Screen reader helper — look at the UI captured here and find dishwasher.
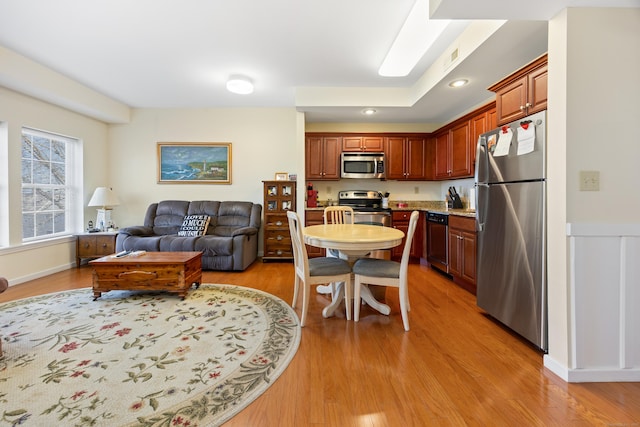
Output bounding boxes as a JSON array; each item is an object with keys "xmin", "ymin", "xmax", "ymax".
[{"xmin": 426, "ymin": 211, "xmax": 449, "ymax": 273}]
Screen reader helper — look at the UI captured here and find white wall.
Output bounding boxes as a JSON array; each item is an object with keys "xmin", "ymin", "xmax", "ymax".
[
  {"xmin": 108, "ymin": 108, "xmax": 300, "ymax": 229},
  {"xmin": 545, "ymin": 8, "xmax": 640, "ymax": 382},
  {"xmin": 0, "ymin": 87, "xmax": 109, "ymax": 282},
  {"xmin": 564, "ymin": 9, "xmax": 640, "ymax": 222}
]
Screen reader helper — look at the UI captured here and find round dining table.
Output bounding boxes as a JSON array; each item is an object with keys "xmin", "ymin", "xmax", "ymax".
[{"xmin": 303, "ymin": 223, "xmax": 404, "ymax": 318}]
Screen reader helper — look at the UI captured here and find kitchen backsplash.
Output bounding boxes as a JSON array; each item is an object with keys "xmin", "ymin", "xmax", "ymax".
[{"xmin": 309, "ymin": 177, "xmax": 475, "ymax": 209}]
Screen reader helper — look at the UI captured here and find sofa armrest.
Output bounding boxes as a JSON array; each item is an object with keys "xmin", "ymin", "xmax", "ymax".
[
  {"xmin": 118, "ymin": 226, "xmax": 155, "ymax": 236},
  {"xmin": 230, "ymin": 226, "xmax": 258, "ymax": 237}
]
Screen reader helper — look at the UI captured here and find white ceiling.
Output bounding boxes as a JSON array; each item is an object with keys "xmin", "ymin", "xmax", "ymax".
[{"xmin": 0, "ymin": 0, "xmax": 637, "ymax": 124}]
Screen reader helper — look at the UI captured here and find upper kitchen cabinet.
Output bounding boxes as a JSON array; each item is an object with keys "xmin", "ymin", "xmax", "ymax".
[
  {"xmin": 305, "ymin": 135, "xmax": 341, "ymax": 180},
  {"xmin": 434, "ymin": 120, "xmax": 472, "ymax": 179},
  {"xmin": 385, "ymin": 136, "xmax": 428, "ymax": 180},
  {"xmin": 489, "ymin": 54, "xmax": 547, "ymax": 125},
  {"xmin": 342, "ymin": 136, "xmax": 384, "ymax": 152},
  {"xmin": 471, "ymin": 105, "xmax": 496, "ymax": 144},
  {"xmin": 434, "ymin": 102, "xmax": 495, "ymax": 180}
]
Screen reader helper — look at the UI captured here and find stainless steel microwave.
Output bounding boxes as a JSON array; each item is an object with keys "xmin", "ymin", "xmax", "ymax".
[{"xmin": 341, "ymin": 152, "xmax": 385, "ymax": 179}]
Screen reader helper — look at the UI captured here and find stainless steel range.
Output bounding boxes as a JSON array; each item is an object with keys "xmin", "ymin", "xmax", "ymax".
[{"xmin": 338, "ymin": 190, "xmax": 391, "ymax": 227}]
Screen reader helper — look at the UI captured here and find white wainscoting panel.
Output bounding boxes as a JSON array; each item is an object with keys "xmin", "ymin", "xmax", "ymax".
[{"xmin": 564, "ymin": 223, "xmax": 640, "ymax": 382}]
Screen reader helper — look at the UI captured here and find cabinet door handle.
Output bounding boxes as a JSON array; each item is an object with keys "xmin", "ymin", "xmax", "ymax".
[
  {"xmin": 520, "ymin": 105, "xmax": 525, "ymax": 110},
  {"xmin": 525, "ymin": 102, "xmax": 532, "ymax": 108}
]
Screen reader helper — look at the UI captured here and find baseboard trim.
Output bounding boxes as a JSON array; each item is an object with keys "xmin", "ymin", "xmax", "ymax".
[
  {"xmin": 544, "ymin": 355, "xmax": 640, "ymax": 382},
  {"xmin": 9, "ymin": 263, "xmax": 75, "ymax": 286}
]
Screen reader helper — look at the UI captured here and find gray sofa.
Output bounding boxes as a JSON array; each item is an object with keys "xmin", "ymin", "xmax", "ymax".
[{"xmin": 116, "ymin": 200, "xmax": 262, "ymax": 271}]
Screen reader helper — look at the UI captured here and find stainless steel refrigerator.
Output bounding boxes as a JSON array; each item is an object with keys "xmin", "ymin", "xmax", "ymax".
[{"xmin": 475, "ymin": 110, "xmax": 547, "ymax": 352}]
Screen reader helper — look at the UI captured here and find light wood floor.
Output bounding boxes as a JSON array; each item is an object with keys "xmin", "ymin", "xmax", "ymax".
[{"xmin": 1, "ymin": 261, "xmax": 639, "ymax": 426}]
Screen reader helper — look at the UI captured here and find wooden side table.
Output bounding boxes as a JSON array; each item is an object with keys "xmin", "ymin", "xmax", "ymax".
[{"xmin": 76, "ymin": 232, "xmax": 118, "ymax": 267}]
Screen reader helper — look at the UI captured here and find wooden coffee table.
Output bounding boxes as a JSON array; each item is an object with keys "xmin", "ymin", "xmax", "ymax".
[{"xmin": 89, "ymin": 251, "xmax": 202, "ymax": 300}]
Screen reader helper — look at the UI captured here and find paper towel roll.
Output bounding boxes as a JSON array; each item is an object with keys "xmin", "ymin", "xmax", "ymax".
[{"xmin": 469, "ymin": 187, "xmax": 476, "ymax": 211}]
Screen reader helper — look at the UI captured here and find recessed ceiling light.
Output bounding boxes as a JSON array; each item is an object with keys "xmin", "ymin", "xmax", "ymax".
[
  {"xmin": 448, "ymin": 79, "xmax": 469, "ymax": 88},
  {"xmin": 226, "ymin": 76, "xmax": 254, "ymax": 94},
  {"xmin": 362, "ymin": 108, "xmax": 377, "ymax": 116}
]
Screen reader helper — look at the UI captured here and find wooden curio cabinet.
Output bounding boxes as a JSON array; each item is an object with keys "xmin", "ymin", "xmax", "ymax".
[{"xmin": 262, "ymin": 181, "xmax": 296, "ymax": 262}]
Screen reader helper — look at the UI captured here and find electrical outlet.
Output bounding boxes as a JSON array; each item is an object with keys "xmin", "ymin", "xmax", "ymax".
[
  {"xmin": 579, "ymin": 170, "xmax": 600, "ymax": 191},
  {"xmin": 414, "ymin": 186, "xmax": 419, "ymax": 194},
  {"xmin": 326, "ymin": 186, "xmax": 331, "ymax": 194}
]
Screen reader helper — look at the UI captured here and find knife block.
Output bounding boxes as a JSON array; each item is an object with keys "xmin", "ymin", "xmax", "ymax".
[{"xmin": 450, "ymin": 194, "xmax": 464, "ymax": 209}]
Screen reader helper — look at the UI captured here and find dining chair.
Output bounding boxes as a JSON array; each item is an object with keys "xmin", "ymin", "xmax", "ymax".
[
  {"xmin": 352, "ymin": 210, "xmax": 419, "ymax": 331},
  {"xmin": 323, "ymin": 205, "xmax": 354, "ymax": 226},
  {"xmin": 317, "ymin": 206, "xmax": 354, "ymax": 295},
  {"xmin": 287, "ymin": 211, "xmax": 352, "ymax": 327}
]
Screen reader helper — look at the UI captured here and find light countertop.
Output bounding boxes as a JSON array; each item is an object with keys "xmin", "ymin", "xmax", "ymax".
[{"xmin": 306, "ymin": 201, "xmax": 476, "ymax": 218}]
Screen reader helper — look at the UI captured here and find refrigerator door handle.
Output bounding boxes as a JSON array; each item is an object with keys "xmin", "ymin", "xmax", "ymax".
[
  {"xmin": 475, "ymin": 136, "xmax": 489, "ymax": 183},
  {"xmin": 475, "ymin": 183, "xmax": 488, "ymax": 232}
]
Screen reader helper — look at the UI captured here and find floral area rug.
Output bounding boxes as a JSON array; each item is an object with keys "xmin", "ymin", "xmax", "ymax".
[{"xmin": 0, "ymin": 284, "xmax": 301, "ymax": 426}]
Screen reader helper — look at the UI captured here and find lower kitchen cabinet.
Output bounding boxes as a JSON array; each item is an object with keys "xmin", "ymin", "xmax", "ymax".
[
  {"xmin": 448, "ymin": 215, "xmax": 476, "ymax": 294},
  {"xmin": 391, "ymin": 211, "xmax": 423, "ymax": 260},
  {"xmin": 304, "ymin": 210, "xmax": 325, "ymax": 258}
]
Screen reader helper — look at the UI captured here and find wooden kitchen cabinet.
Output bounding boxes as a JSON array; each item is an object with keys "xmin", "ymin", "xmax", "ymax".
[
  {"xmin": 391, "ymin": 210, "xmax": 423, "ymax": 260},
  {"xmin": 76, "ymin": 232, "xmax": 117, "ymax": 267},
  {"xmin": 434, "ymin": 103, "xmax": 495, "ymax": 180},
  {"xmin": 263, "ymin": 181, "xmax": 296, "ymax": 261},
  {"xmin": 342, "ymin": 136, "xmax": 384, "ymax": 152},
  {"xmin": 304, "ymin": 210, "xmax": 325, "ymax": 258},
  {"xmin": 469, "ymin": 105, "xmax": 497, "ymax": 172},
  {"xmin": 434, "ymin": 121, "xmax": 473, "ymax": 180},
  {"xmin": 489, "ymin": 54, "xmax": 547, "ymax": 125},
  {"xmin": 448, "ymin": 215, "xmax": 476, "ymax": 294},
  {"xmin": 305, "ymin": 135, "xmax": 341, "ymax": 180},
  {"xmin": 385, "ymin": 136, "xmax": 428, "ymax": 180},
  {"xmin": 471, "ymin": 107, "xmax": 496, "ymax": 146}
]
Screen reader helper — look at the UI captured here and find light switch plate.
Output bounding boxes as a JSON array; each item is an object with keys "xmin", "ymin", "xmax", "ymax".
[{"xmin": 579, "ymin": 170, "xmax": 600, "ymax": 191}]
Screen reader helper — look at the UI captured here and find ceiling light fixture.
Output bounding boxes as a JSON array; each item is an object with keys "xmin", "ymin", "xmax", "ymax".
[
  {"xmin": 378, "ymin": 0, "xmax": 451, "ymax": 77},
  {"xmin": 362, "ymin": 108, "xmax": 377, "ymax": 116},
  {"xmin": 448, "ymin": 79, "xmax": 469, "ymax": 88},
  {"xmin": 226, "ymin": 75, "xmax": 254, "ymax": 95}
]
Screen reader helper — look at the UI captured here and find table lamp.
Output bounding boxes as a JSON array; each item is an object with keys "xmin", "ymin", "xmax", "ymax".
[{"xmin": 88, "ymin": 187, "xmax": 120, "ymax": 231}]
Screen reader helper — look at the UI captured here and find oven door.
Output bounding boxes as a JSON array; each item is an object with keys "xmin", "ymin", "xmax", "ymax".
[
  {"xmin": 346, "ymin": 211, "xmax": 391, "ymax": 227},
  {"xmin": 426, "ymin": 218, "xmax": 448, "ymax": 273}
]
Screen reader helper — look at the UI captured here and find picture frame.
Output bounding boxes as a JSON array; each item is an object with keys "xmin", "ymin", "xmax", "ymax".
[
  {"xmin": 158, "ymin": 142, "xmax": 231, "ymax": 184},
  {"xmin": 275, "ymin": 172, "xmax": 288, "ymax": 181}
]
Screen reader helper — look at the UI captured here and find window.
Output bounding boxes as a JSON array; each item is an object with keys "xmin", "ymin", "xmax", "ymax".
[{"xmin": 21, "ymin": 127, "xmax": 81, "ymax": 241}]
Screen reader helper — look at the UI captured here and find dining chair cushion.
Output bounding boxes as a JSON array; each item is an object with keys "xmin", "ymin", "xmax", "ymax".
[
  {"xmin": 309, "ymin": 257, "xmax": 352, "ymax": 276},
  {"xmin": 353, "ymin": 258, "xmax": 400, "ymax": 279}
]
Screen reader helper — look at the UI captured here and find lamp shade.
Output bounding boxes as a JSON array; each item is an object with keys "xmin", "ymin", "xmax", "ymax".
[{"xmin": 88, "ymin": 187, "xmax": 120, "ymax": 208}]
